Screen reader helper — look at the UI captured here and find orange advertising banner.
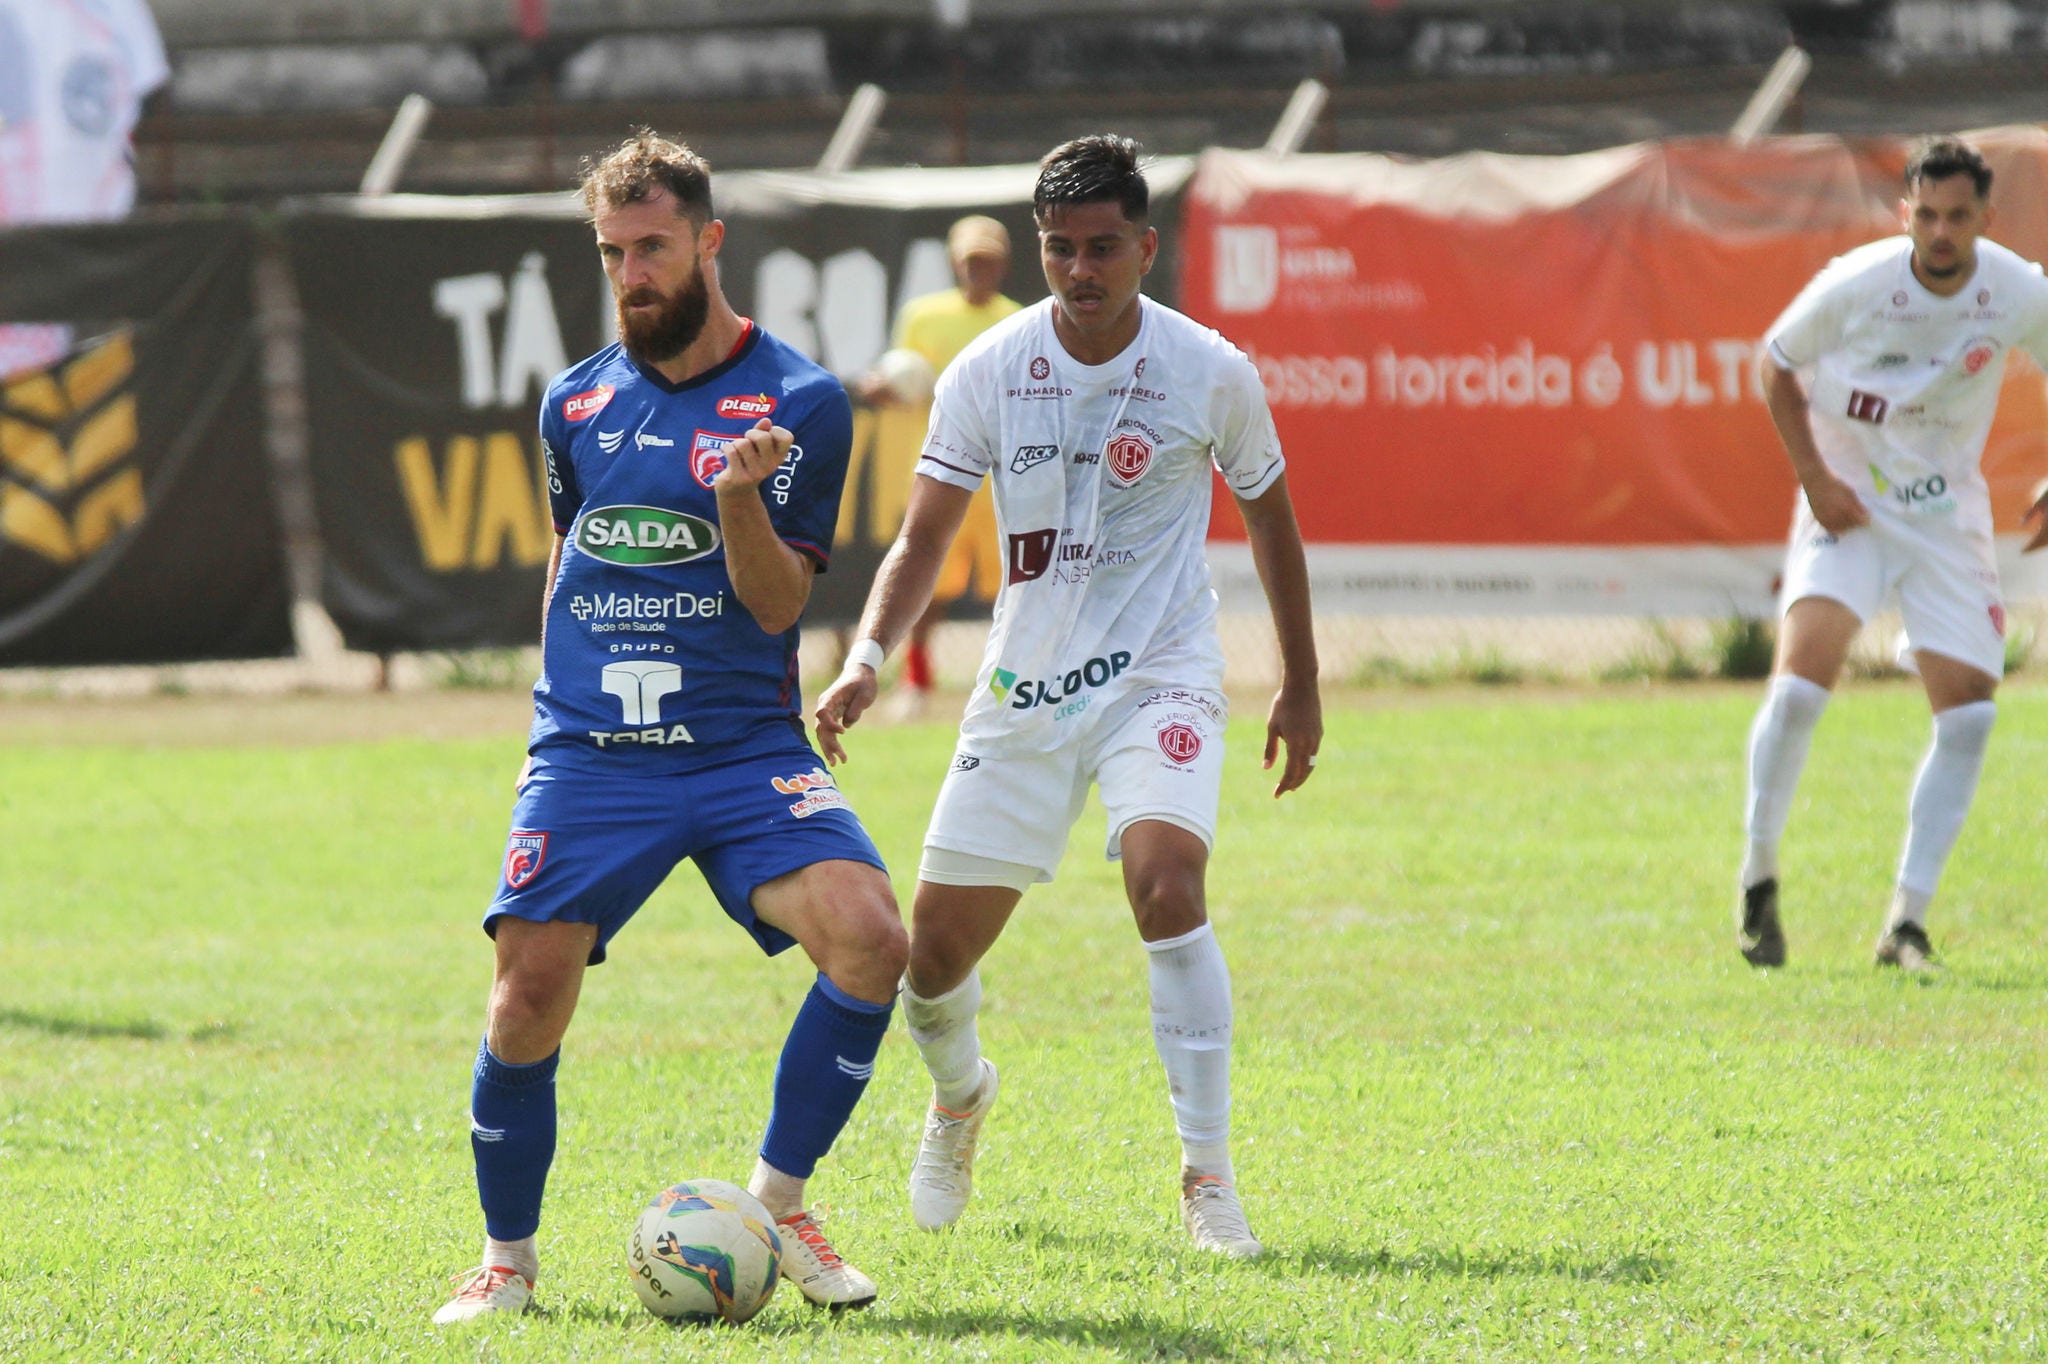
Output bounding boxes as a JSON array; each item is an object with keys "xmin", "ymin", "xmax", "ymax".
[{"xmin": 1181, "ymin": 128, "xmax": 2048, "ymax": 613}]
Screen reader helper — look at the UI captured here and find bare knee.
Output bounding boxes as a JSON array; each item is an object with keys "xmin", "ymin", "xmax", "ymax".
[
  {"xmin": 487, "ymin": 937, "xmax": 589, "ymax": 1063},
  {"xmin": 814, "ymin": 884, "xmax": 908, "ymax": 1006},
  {"xmin": 1127, "ymin": 864, "xmax": 1207, "ymax": 942}
]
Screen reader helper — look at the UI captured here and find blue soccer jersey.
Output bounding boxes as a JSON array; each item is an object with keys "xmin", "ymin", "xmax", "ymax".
[{"xmin": 529, "ymin": 323, "xmax": 853, "ymax": 772}]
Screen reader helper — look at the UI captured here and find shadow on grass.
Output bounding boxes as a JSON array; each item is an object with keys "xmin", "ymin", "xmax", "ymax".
[
  {"xmin": 1267, "ymin": 1239, "xmax": 1671, "ymax": 1285},
  {"xmin": 854, "ymin": 1306, "xmax": 1237, "ymax": 1360},
  {"xmin": 551, "ymin": 1301, "xmax": 1236, "ymax": 1358},
  {"xmin": 0, "ymin": 1009, "xmax": 238, "ymax": 1043}
]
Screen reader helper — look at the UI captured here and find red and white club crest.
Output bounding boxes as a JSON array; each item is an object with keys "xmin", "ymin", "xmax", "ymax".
[
  {"xmin": 1157, "ymin": 722, "xmax": 1202, "ymax": 765},
  {"xmin": 1963, "ymin": 344, "xmax": 1995, "ymax": 375},
  {"xmin": 1106, "ymin": 431, "xmax": 1152, "ymax": 487},
  {"xmin": 1990, "ymin": 603, "xmax": 2007, "ymax": 638},
  {"xmin": 503, "ymin": 832, "xmax": 548, "ymax": 889},
  {"xmin": 1030, "ymin": 356, "xmax": 1050, "ymax": 381},
  {"xmin": 690, "ymin": 430, "xmax": 734, "ymax": 487},
  {"xmin": 1134, "ymin": 357, "xmax": 1147, "ymax": 379}
]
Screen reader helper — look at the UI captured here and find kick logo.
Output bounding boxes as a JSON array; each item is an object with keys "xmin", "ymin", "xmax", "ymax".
[{"xmin": 503, "ymin": 832, "xmax": 548, "ymax": 889}]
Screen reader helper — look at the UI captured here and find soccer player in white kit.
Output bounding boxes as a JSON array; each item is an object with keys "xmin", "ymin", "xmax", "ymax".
[
  {"xmin": 815, "ymin": 135, "xmax": 1321, "ymax": 1255},
  {"xmin": 1739, "ymin": 136, "xmax": 2048, "ymax": 972}
]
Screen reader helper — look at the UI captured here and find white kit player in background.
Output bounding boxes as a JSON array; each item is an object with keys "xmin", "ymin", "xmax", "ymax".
[
  {"xmin": 815, "ymin": 135, "xmax": 1321, "ymax": 1257},
  {"xmin": 0, "ymin": 0, "xmax": 168, "ymax": 375},
  {"xmin": 1737, "ymin": 135, "xmax": 2048, "ymax": 973}
]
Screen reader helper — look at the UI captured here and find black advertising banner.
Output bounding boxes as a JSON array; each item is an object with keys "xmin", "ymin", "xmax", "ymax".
[
  {"xmin": 286, "ymin": 214, "xmax": 607, "ymax": 652},
  {"xmin": 0, "ymin": 218, "xmax": 291, "ymax": 665},
  {"xmin": 286, "ymin": 159, "xmax": 1186, "ymax": 644}
]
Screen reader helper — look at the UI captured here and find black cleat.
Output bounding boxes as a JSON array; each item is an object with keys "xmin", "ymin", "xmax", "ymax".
[
  {"xmin": 1874, "ymin": 921, "xmax": 1937, "ymax": 974},
  {"xmin": 1739, "ymin": 878, "xmax": 1786, "ymax": 967}
]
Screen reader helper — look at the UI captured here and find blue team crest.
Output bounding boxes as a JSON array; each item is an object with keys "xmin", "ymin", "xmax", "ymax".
[
  {"xmin": 691, "ymin": 430, "xmax": 743, "ymax": 488},
  {"xmin": 503, "ymin": 832, "xmax": 548, "ymax": 889}
]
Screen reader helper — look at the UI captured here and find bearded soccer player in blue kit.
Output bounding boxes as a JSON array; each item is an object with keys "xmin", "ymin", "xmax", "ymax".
[{"xmin": 433, "ymin": 131, "xmax": 907, "ymax": 1323}]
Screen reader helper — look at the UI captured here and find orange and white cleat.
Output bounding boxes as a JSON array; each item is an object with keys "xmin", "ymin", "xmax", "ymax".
[
  {"xmin": 909, "ymin": 1058, "xmax": 999, "ymax": 1231},
  {"xmin": 431, "ymin": 1264, "xmax": 534, "ymax": 1324},
  {"xmin": 1181, "ymin": 1175, "xmax": 1263, "ymax": 1258},
  {"xmin": 776, "ymin": 1210, "xmax": 877, "ymax": 1311}
]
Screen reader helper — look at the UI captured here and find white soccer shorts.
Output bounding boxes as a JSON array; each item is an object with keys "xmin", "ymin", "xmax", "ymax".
[
  {"xmin": 920, "ymin": 685, "xmax": 1230, "ymax": 885},
  {"xmin": 1780, "ymin": 502, "xmax": 2006, "ymax": 678}
]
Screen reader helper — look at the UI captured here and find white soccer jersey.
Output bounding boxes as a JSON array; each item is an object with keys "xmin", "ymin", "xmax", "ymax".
[
  {"xmin": 0, "ymin": 0, "xmax": 168, "ymax": 224},
  {"xmin": 915, "ymin": 297, "xmax": 1284, "ymax": 756},
  {"xmin": 1764, "ymin": 236, "xmax": 2048, "ymax": 536}
]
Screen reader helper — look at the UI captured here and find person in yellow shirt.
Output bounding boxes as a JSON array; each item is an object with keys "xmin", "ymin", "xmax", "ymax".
[{"xmin": 857, "ymin": 215, "xmax": 1022, "ymax": 716}]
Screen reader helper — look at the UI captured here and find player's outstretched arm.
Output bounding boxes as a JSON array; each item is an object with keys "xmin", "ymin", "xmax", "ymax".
[
  {"xmin": 2023, "ymin": 477, "xmax": 2048, "ymax": 553},
  {"xmin": 814, "ymin": 475, "xmax": 974, "ymax": 765},
  {"xmin": 1761, "ymin": 360, "xmax": 1869, "ymax": 535},
  {"xmin": 713, "ymin": 418, "xmax": 817, "ymax": 634},
  {"xmin": 1235, "ymin": 472, "xmax": 1322, "ymax": 797}
]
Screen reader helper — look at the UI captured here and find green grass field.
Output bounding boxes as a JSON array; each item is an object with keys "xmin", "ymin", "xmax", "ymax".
[{"xmin": 2, "ymin": 682, "xmax": 2045, "ymax": 1361}]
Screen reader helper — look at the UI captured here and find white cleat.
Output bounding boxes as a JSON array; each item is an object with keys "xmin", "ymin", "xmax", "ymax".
[
  {"xmin": 1181, "ymin": 1175, "xmax": 1264, "ymax": 1258},
  {"xmin": 909, "ymin": 1059, "xmax": 999, "ymax": 1231},
  {"xmin": 776, "ymin": 1210, "xmax": 877, "ymax": 1311},
  {"xmin": 431, "ymin": 1264, "xmax": 534, "ymax": 1324}
]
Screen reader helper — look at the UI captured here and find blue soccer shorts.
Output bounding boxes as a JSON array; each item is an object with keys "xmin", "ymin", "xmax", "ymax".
[{"xmin": 482, "ymin": 741, "xmax": 886, "ymax": 964}]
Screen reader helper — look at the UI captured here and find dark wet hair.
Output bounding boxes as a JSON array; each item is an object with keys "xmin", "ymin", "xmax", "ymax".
[
  {"xmin": 1033, "ymin": 135, "xmax": 1148, "ymax": 226},
  {"xmin": 578, "ymin": 129, "xmax": 713, "ymax": 225},
  {"xmin": 1905, "ymin": 136, "xmax": 1992, "ymax": 199}
]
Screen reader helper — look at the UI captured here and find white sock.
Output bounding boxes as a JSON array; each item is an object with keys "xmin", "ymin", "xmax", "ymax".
[
  {"xmin": 483, "ymin": 1234, "xmax": 537, "ymax": 1282},
  {"xmin": 1144, "ymin": 923, "xmax": 1233, "ymax": 1172},
  {"xmin": 747, "ymin": 1157, "xmax": 806, "ymax": 1220},
  {"xmin": 1888, "ymin": 885, "xmax": 1935, "ymax": 931},
  {"xmin": 902, "ymin": 969, "xmax": 985, "ymax": 1110},
  {"xmin": 1742, "ymin": 674, "xmax": 1831, "ymax": 886},
  {"xmin": 1894, "ymin": 700, "xmax": 1996, "ymax": 921}
]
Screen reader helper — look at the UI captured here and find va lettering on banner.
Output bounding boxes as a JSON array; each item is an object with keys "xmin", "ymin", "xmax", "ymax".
[{"xmin": 402, "ymin": 252, "xmax": 563, "ymax": 572}]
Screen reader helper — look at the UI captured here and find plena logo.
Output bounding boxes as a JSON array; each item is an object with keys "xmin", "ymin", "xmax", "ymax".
[
  {"xmin": 717, "ymin": 393, "xmax": 777, "ymax": 419},
  {"xmin": 576, "ymin": 506, "xmax": 721, "ymax": 564},
  {"xmin": 563, "ymin": 385, "xmax": 614, "ymax": 422},
  {"xmin": 990, "ymin": 650, "xmax": 1133, "ymax": 710}
]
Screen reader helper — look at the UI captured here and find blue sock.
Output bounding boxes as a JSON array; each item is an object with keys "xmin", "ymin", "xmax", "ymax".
[
  {"xmin": 759, "ymin": 975, "xmax": 894, "ymax": 1179},
  {"xmin": 469, "ymin": 1039, "xmax": 559, "ymax": 1242}
]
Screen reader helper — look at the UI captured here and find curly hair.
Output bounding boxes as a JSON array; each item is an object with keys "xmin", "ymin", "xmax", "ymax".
[{"xmin": 578, "ymin": 129, "xmax": 713, "ymax": 224}]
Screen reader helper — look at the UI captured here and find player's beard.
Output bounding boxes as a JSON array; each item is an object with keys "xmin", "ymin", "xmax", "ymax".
[{"xmin": 617, "ymin": 262, "xmax": 710, "ymax": 363}]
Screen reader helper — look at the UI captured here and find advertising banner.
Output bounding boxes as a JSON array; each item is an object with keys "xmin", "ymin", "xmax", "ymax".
[
  {"xmin": 1181, "ymin": 128, "xmax": 2048, "ymax": 615},
  {"xmin": 290, "ymin": 160, "xmax": 1189, "ymax": 640},
  {"xmin": 0, "ymin": 218, "xmax": 292, "ymax": 664},
  {"xmin": 287, "ymin": 213, "xmax": 608, "ymax": 652}
]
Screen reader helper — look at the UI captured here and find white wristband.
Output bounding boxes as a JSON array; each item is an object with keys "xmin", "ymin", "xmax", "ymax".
[{"xmin": 847, "ymin": 638, "xmax": 886, "ymax": 673}]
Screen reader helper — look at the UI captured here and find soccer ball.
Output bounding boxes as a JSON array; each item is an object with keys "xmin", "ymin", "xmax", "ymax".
[
  {"xmin": 626, "ymin": 1178, "xmax": 783, "ymax": 1325},
  {"xmin": 874, "ymin": 347, "xmax": 938, "ymax": 404}
]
